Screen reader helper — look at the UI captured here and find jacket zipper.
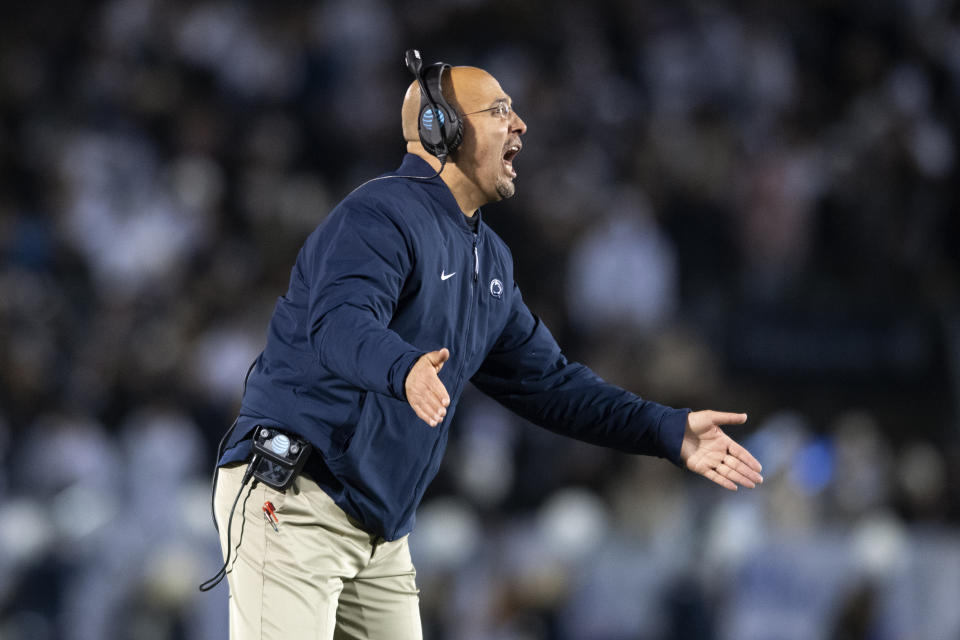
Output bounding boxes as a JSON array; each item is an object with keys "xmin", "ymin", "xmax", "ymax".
[
  {"xmin": 473, "ymin": 239, "xmax": 479, "ymax": 282},
  {"xmin": 409, "ymin": 232, "xmax": 480, "ymax": 528},
  {"xmin": 458, "ymin": 234, "xmax": 480, "ymax": 378}
]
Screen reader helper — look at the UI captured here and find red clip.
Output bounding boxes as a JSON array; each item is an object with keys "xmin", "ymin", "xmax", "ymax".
[{"xmin": 262, "ymin": 501, "xmax": 279, "ymax": 532}]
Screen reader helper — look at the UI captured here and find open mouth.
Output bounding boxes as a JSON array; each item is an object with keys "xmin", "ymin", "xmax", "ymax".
[{"xmin": 502, "ymin": 143, "xmax": 521, "ymax": 178}]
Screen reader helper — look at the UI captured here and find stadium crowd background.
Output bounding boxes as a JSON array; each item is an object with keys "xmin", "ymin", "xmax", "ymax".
[{"xmin": 1, "ymin": 0, "xmax": 958, "ymax": 638}]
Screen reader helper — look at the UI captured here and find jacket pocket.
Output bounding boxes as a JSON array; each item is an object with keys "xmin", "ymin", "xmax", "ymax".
[{"xmin": 326, "ymin": 390, "xmax": 366, "ymax": 461}]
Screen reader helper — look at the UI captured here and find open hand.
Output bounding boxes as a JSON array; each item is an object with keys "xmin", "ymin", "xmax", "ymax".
[
  {"xmin": 680, "ymin": 410, "xmax": 763, "ymax": 490},
  {"xmin": 405, "ymin": 348, "xmax": 451, "ymax": 427}
]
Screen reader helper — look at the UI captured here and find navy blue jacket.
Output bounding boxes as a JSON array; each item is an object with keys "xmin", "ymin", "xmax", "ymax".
[{"xmin": 220, "ymin": 154, "xmax": 690, "ymax": 540}]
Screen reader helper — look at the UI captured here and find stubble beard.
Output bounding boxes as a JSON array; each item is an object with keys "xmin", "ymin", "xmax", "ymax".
[{"xmin": 495, "ymin": 175, "xmax": 515, "ymax": 200}]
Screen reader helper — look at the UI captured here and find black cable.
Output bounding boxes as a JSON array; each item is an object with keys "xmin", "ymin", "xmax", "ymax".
[
  {"xmin": 208, "ymin": 419, "xmax": 237, "ymax": 532},
  {"xmin": 199, "ymin": 358, "xmax": 259, "ymax": 592},
  {"xmin": 347, "ymin": 157, "xmax": 447, "ymax": 198},
  {"xmin": 209, "ymin": 358, "xmax": 258, "ymax": 532},
  {"xmin": 199, "ymin": 459, "xmax": 258, "ymax": 592}
]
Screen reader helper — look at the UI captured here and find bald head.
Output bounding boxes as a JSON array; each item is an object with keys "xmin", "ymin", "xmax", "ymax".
[{"xmin": 401, "ymin": 66, "xmax": 505, "ymax": 145}]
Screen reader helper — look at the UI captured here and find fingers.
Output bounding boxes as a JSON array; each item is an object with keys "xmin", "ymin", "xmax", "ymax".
[
  {"xmin": 705, "ymin": 411, "xmax": 748, "ymax": 426},
  {"xmin": 412, "ymin": 401, "xmax": 445, "ymax": 427},
  {"xmin": 427, "ymin": 348, "xmax": 450, "ymax": 372},
  {"xmin": 689, "ymin": 436, "xmax": 764, "ymax": 490},
  {"xmin": 411, "ymin": 378, "xmax": 449, "ymax": 426},
  {"xmin": 727, "ymin": 439, "xmax": 763, "ymax": 474},
  {"xmin": 715, "ymin": 453, "xmax": 763, "ymax": 488},
  {"xmin": 410, "ymin": 392, "xmax": 447, "ymax": 427},
  {"xmin": 725, "ymin": 452, "xmax": 764, "ymax": 485},
  {"xmin": 687, "ymin": 410, "xmax": 747, "ymax": 437},
  {"xmin": 406, "ymin": 349, "xmax": 451, "ymax": 427},
  {"xmin": 704, "ymin": 455, "xmax": 762, "ymax": 490}
]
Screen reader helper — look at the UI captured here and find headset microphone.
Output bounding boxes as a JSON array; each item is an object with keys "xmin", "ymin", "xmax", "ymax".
[{"xmin": 405, "ymin": 49, "xmax": 422, "ymax": 76}]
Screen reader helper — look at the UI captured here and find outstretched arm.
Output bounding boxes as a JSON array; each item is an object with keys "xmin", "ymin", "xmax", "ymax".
[
  {"xmin": 473, "ymin": 283, "xmax": 765, "ymax": 482},
  {"xmin": 680, "ymin": 411, "xmax": 763, "ymax": 490},
  {"xmin": 472, "ymin": 283, "xmax": 690, "ymax": 461}
]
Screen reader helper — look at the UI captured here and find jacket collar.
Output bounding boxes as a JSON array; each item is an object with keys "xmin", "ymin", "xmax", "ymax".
[{"xmin": 397, "ymin": 154, "xmax": 483, "ymax": 235}]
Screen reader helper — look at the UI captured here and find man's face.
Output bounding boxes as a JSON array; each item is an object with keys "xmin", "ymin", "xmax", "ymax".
[{"xmin": 453, "ymin": 72, "xmax": 527, "ymax": 203}]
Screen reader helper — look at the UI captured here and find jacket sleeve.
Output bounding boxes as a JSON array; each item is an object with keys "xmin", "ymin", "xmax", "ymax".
[
  {"xmin": 306, "ymin": 200, "xmax": 425, "ymax": 400},
  {"xmin": 470, "ymin": 283, "xmax": 689, "ymax": 465}
]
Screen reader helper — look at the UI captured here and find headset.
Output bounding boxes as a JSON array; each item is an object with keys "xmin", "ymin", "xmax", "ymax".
[
  {"xmin": 346, "ymin": 49, "xmax": 458, "ymax": 196},
  {"xmin": 405, "ymin": 49, "xmax": 462, "ymax": 162}
]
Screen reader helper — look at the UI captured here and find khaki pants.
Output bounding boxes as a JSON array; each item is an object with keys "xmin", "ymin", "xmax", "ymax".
[{"xmin": 214, "ymin": 463, "xmax": 423, "ymax": 640}]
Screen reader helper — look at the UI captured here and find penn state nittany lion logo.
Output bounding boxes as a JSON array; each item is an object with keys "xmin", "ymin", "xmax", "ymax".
[{"xmin": 489, "ymin": 278, "xmax": 503, "ymax": 299}]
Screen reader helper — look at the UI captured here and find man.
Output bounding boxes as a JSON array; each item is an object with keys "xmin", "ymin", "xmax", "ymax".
[{"xmin": 211, "ymin": 55, "xmax": 763, "ymax": 640}]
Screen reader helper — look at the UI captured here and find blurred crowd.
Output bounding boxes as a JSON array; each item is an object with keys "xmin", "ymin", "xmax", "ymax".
[{"xmin": 1, "ymin": 0, "xmax": 958, "ymax": 639}]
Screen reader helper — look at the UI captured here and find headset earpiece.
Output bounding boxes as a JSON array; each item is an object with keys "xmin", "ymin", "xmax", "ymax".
[{"xmin": 405, "ymin": 49, "xmax": 463, "ymax": 161}]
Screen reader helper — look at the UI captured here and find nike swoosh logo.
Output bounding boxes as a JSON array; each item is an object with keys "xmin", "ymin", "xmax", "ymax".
[{"xmin": 441, "ymin": 270, "xmax": 456, "ymax": 281}]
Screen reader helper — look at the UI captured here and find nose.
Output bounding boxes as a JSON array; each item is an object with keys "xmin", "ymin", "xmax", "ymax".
[{"xmin": 511, "ymin": 110, "xmax": 527, "ymax": 136}]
